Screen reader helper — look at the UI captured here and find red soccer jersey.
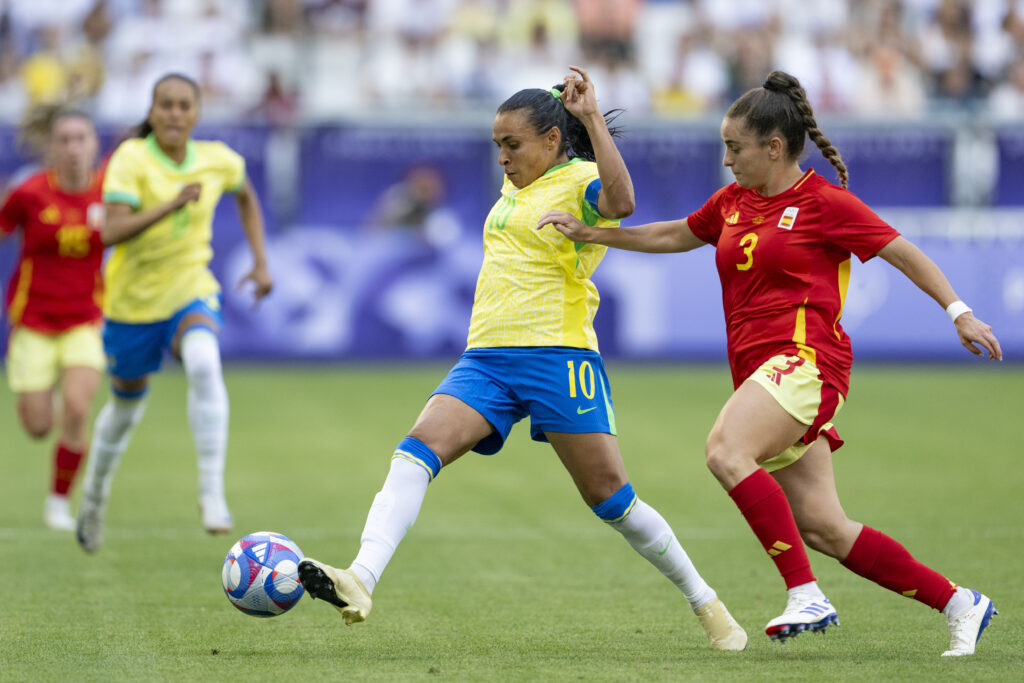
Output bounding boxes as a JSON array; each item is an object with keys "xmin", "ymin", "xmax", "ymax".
[
  {"xmin": 0, "ymin": 170, "xmax": 105, "ymax": 332},
  {"xmin": 687, "ymin": 170, "xmax": 900, "ymax": 396}
]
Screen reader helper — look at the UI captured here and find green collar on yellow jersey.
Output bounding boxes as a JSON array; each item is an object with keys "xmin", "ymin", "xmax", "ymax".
[
  {"xmin": 541, "ymin": 156, "xmax": 584, "ymax": 178},
  {"xmin": 145, "ymin": 133, "xmax": 197, "ymax": 172}
]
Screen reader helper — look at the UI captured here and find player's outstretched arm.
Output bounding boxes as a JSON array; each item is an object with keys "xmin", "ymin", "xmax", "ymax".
[
  {"xmin": 877, "ymin": 236, "xmax": 1002, "ymax": 360},
  {"xmin": 537, "ymin": 212, "xmax": 706, "ymax": 253},
  {"xmin": 101, "ymin": 183, "xmax": 201, "ymax": 245},
  {"xmin": 561, "ymin": 66, "xmax": 634, "ymax": 219},
  {"xmin": 234, "ymin": 176, "xmax": 272, "ymax": 304}
]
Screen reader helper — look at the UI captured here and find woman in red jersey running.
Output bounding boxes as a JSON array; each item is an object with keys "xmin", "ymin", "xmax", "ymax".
[
  {"xmin": 538, "ymin": 70, "xmax": 1001, "ymax": 657},
  {"xmin": 1, "ymin": 107, "xmax": 105, "ymax": 530}
]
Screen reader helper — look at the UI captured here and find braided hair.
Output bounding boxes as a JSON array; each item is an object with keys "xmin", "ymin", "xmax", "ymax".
[
  {"xmin": 726, "ymin": 70, "xmax": 849, "ymax": 189},
  {"xmin": 496, "ymin": 83, "xmax": 623, "ymax": 162}
]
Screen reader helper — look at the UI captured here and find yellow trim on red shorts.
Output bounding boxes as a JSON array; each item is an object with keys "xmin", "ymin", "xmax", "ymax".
[{"xmin": 747, "ymin": 354, "xmax": 845, "ymax": 472}]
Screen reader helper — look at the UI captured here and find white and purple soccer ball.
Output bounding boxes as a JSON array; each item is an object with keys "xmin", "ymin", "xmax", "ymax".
[{"xmin": 222, "ymin": 531, "xmax": 304, "ymax": 617}]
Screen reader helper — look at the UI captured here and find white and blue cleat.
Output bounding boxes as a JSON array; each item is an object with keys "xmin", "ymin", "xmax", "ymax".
[
  {"xmin": 765, "ymin": 596, "xmax": 839, "ymax": 642},
  {"xmin": 942, "ymin": 589, "xmax": 997, "ymax": 657}
]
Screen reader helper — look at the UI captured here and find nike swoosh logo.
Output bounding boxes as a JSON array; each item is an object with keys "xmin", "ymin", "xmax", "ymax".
[
  {"xmin": 657, "ymin": 538, "xmax": 672, "ymax": 555},
  {"xmin": 577, "ymin": 406, "xmax": 597, "ymax": 415}
]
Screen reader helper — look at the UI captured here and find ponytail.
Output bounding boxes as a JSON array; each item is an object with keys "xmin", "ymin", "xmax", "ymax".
[
  {"xmin": 497, "ymin": 84, "xmax": 623, "ymax": 162},
  {"xmin": 728, "ymin": 70, "xmax": 849, "ymax": 188}
]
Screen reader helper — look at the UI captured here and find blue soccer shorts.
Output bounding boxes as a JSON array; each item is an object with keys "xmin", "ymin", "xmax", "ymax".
[
  {"xmin": 103, "ymin": 295, "xmax": 223, "ymax": 380},
  {"xmin": 432, "ymin": 346, "xmax": 617, "ymax": 455}
]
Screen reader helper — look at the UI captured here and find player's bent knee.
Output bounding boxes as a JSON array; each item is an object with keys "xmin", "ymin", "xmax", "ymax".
[
  {"xmin": 590, "ymin": 482, "xmax": 637, "ymax": 524},
  {"xmin": 705, "ymin": 430, "xmax": 757, "ymax": 482},
  {"xmin": 21, "ymin": 415, "xmax": 52, "ymax": 439},
  {"xmin": 578, "ymin": 473, "xmax": 629, "ymax": 508},
  {"xmin": 63, "ymin": 397, "xmax": 90, "ymax": 427},
  {"xmin": 704, "ymin": 441, "xmax": 735, "ymax": 478}
]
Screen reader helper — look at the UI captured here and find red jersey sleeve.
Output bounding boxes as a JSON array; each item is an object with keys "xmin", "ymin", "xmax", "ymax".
[
  {"xmin": 820, "ymin": 187, "xmax": 900, "ymax": 262},
  {"xmin": 686, "ymin": 185, "xmax": 730, "ymax": 246},
  {"xmin": 0, "ymin": 186, "xmax": 25, "ymax": 235}
]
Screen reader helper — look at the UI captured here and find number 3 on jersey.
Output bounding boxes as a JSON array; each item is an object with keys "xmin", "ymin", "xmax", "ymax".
[
  {"xmin": 736, "ymin": 232, "xmax": 758, "ymax": 271},
  {"xmin": 566, "ymin": 360, "xmax": 595, "ymax": 399}
]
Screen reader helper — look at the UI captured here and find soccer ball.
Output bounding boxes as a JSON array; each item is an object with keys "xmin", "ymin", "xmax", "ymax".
[{"xmin": 221, "ymin": 531, "xmax": 305, "ymax": 617}]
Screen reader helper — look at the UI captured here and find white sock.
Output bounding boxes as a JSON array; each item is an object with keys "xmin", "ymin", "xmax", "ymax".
[
  {"xmin": 942, "ymin": 586, "xmax": 973, "ymax": 616},
  {"xmin": 82, "ymin": 397, "xmax": 147, "ymax": 503},
  {"xmin": 181, "ymin": 329, "xmax": 229, "ymax": 499},
  {"xmin": 611, "ymin": 499, "xmax": 717, "ymax": 610},
  {"xmin": 351, "ymin": 457, "xmax": 431, "ymax": 594},
  {"xmin": 788, "ymin": 580, "xmax": 827, "ymax": 601}
]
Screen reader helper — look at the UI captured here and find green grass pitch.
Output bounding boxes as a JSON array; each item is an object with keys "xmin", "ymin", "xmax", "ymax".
[{"xmin": 1, "ymin": 363, "xmax": 1021, "ymax": 681}]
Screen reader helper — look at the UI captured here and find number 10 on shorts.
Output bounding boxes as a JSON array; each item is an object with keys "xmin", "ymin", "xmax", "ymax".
[{"xmin": 566, "ymin": 360, "xmax": 595, "ymax": 399}]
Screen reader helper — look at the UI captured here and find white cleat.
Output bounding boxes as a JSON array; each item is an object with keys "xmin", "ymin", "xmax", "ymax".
[
  {"xmin": 765, "ymin": 595, "xmax": 839, "ymax": 642},
  {"xmin": 199, "ymin": 494, "xmax": 233, "ymax": 534},
  {"xmin": 44, "ymin": 494, "xmax": 76, "ymax": 531},
  {"xmin": 297, "ymin": 558, "xmax": 373, "ymax": 625},
  {"xmin": 76, "ymin": 495, "xmax": 106, "ymax": 553},
  {"xmin": 942, "ymin": 589, "xmax": 996, "ymax": 656},
  {"xmin": 695, "ymin": 597, "xmax": 748, "ymax": 650}
]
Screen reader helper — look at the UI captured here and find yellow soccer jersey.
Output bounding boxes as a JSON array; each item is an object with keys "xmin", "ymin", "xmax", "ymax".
[
  {"xmin": 467, "ymin": 158, "xmax": 619, "ymax": 351},
  {"xmin": 102, "ymin": 135, "xmax": 245, "ymax": 322}
]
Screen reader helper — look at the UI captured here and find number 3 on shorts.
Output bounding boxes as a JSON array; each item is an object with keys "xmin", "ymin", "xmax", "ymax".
[{"xmin": 566, "ymin": 360, "xmax": 595, "ymax": 399}]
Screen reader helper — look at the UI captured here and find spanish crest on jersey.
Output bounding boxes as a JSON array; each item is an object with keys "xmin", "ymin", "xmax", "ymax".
[{"xmin": 777, "ymin": 206, "xmax": 799, "ymax": 230}]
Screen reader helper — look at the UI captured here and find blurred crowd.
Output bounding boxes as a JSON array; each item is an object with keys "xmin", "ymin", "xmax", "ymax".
[{"xmin": 1, "ymin": 0, "xmax": 1023, "ymax": 125}]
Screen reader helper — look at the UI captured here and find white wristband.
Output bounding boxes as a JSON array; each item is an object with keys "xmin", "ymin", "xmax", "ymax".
[{"xmin": 945, "ymin": 300, "xmax": 972, "ymax": 322}]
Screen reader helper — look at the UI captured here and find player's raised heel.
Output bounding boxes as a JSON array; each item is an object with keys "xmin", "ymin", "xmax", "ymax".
[
  {"xmin": 765, "ymin": 596, "xmax": 839, "ymax": 642},
  {"xmin": 695, "ymin": 597, "xmax": 748, "ymax": 651},
  {"xmin": 942, "ymin": 589, "xmax": 996, "ymax": 656},
  {"xmin": 297, "ymin": 558, "xmax": 372, "ymax": 626}
]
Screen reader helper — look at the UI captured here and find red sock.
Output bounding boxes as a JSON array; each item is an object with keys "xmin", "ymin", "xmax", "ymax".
[
  {"xmin": 728, "ymin": 469, "xmax": 815, "ymax": 588},
  {"xmin": 841, "ymin": 526, "xmax": 956, "ymax": 610},
  {"xmin": 52, "ymin": 443, "xmax": 84, "ymax": 496}
]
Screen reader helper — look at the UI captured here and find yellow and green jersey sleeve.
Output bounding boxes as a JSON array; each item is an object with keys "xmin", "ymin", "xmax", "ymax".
[
  {"xmin": 467, "ymin": 158, "xmax": 619, "ymax": 351},
  {"xmin": 102, "ymin": 135, "xmax": 246, "ymax": 323}
]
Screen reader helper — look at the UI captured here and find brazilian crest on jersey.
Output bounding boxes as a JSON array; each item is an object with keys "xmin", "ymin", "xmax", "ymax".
[
  {"xmin": 102, "ymin": 135, "xmax": 245, "ymax": 323},
  {"xmin": 467, "ymin": 158, "xmax": 618, "ymax": 351}
]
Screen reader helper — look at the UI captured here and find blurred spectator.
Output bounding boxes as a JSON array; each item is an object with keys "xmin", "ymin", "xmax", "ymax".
[
  {"xmin": 19, "ymin": 24, "xmax": 67, "ymax": 105},
  {"xmin": 64, "ymin": 0, "xmax": 111, "ymax": 105},
  {"xmin": 0, "ymin": 0, "xmax": 1022, "ymax": 121},
  {"xmin": 0, "ymin": 43, "xmax": 25, "ymax": 122},
  {"xmin": 652, "ymin": 31, "xmax": 729, "ymax": 116},
  {"xmin": 500, "ymin": 0, "xmax": 578, "ymax": 54},
  {"xmin": 500, "ymin": 15, "xmax": 578, "ymax": 96},
  {"xmin": 368, "ymin": 165, "xmax": 460, "ymax": 248},
  {"xmin": 253, "ymin": 70, "xmax": 299, "ymax": 128},
  {"xmin": 306, "ymin": 0, "xmax": 368, "ymax": 36},
  {"xmin": 259, "ymin": 0, "xmax": 305, "ymax": 33},
  {"xmin": 989, "ymin": 57, "xmax": 1024, "ymax": 118},
  {"xmin": 920, "ymin": 0, "xmax": 984, "ymax": 103},
  {"xmin": 854, "ymin": 44, "xmax": 927, "ymax": 117},
  {"xmin": 724, "ymin": 27, "xmax": 774, "ymax": 101},
  {"xmin": 573, "ymin": 0, "xmax": 643, "ymax": 65}
]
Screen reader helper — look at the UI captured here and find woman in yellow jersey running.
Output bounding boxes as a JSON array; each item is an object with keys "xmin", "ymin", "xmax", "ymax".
[
  {"xmin": 297, "ymin": 67, "xmax": 747, "ymax": 650},
  {"xmin": 76, "ymin": 73, "xmax": 272, "ymax": 553}
]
